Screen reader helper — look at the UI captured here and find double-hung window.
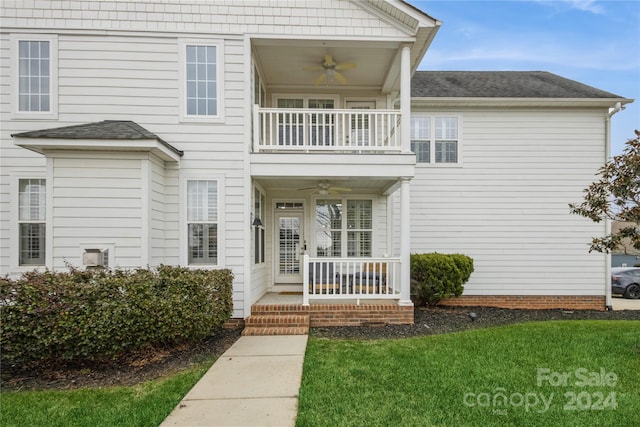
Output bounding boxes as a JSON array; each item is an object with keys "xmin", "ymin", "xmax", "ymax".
[
  {"xmin": 315, "ymin": 199, "xmax": 372, "ymax": 258},
  {"xmin": 179, "ymin": 40, "xmax": 223, "ymax": 121},
  {"xmin": 187, "ymin": 180, "xmax": 218, "ymax": 265},
  {"xmin": 12, "ymin": 35, "xmax": 57, "ymax": 118},
  {"xmin": 18, "ymin": 179, "xmax": 46, "ymax": 266},
  {"xmin": 411, "ymin": 115, "xmax": 461, "ymax": 164}
]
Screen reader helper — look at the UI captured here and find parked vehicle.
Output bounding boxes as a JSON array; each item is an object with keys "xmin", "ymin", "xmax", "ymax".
[{"xmin": 611, "ymin": 267, "xmax": 640, "ymax": 299}]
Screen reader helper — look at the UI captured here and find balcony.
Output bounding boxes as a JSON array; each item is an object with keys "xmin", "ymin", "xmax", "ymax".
[{"xmin": 253, "ymin": 107, "xmax": 401, "ymax": 153}]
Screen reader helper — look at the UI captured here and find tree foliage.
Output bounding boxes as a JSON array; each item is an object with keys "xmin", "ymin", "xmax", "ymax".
[{"xmin": 570, "ymin": 130, "xmax": 640, "ymax": 253}]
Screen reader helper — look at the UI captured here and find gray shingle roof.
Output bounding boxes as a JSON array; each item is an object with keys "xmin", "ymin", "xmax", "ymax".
[
  {"xmin": 12, "ymin": 120, "xmax": 183, "ymax": 156},
  {"xmin": 411, "ymin": 71, "xmax": 624, "ymax": 99}
]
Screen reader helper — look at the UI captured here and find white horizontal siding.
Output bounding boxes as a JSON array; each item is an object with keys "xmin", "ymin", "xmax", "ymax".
[
  {"xmin": 409, "ymin": 108, "xmax": 608, "ymax": 296},
  {"xmin": 51, "ymin": 155, "xmax": 144, "ymax": 269}
]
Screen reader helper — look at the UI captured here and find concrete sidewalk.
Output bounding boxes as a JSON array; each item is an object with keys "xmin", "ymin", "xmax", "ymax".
[{"xmin": 160, "ymin": 335, "xmax": 308, "ymax": 427}]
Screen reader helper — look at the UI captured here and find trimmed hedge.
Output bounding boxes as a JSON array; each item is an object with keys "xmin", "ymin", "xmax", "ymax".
[
  {"xmin": 0, "ymin": 265, "xmax": 233, "ymax": 368},
  {"xmin": 411, "ymin": 253, "xmax": 474, "ymax": 306}
]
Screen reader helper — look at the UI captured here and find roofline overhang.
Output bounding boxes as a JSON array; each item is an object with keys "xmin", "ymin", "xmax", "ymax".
[
  {"xmin": 411, "ymin": 97, "xmax": 635, "ymax": 108},
  {"xmin": 13, "ymin": 137, "xmax": 183, "ymax": 162}
]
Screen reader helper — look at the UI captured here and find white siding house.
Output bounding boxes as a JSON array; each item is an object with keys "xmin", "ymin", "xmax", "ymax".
[{"xmin": 0, "ymin": 1, "xmax": 632, "ymax": 322}]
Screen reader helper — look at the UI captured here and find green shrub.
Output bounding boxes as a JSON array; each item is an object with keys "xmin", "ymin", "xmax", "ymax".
[
  {"xmin": 0, "ymin": 266, "xmax": 233, "ymax": 368},
  {"xmin": 410, "ymin": 253, "xmax": 474, "ymax": 306}
]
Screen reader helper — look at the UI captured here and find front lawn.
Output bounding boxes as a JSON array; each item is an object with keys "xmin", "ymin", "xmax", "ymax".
[
  {"xmin": 0, "ymin": 358, "xmax": 214, "ymax": 427},
  {"xmin": 297, "ymin": 321, "xmax": 640, "ymax": 426}
]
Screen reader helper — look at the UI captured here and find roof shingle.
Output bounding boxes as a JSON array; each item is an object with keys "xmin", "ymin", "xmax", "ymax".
[
  {"xmin": 12, "ymin": 120, "xmax": 183, "ymax": 156},
  {"xmin": 411, "ymin": 71, "xmax": 624, "ymax": 99}
]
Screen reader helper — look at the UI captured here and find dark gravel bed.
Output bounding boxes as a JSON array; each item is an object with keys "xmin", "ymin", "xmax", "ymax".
[{"xmin": 311, "ymin": 306, "xmax": 640, "ymax": 340}]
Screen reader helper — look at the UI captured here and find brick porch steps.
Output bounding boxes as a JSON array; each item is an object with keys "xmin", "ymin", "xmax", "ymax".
[
  {"xmin": 248, "ymin": 302, "xmax": 415, "ymax": 328},
  {"xmin": 241, "ymin": 314, "xmax": 310, "ymax": 336}
]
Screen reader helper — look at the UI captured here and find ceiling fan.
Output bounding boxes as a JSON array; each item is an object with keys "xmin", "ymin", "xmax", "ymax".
[
  {"xmin": 303, "ymin": 54, "xmax": 356, "ymax": 85},
  {"xmin": 298, "ymin": 180, "xmax": 352, "ymax": 195}
]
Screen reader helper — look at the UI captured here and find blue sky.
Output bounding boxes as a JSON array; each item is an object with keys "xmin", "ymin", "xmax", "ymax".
[{"xmin": 411, "ymin": 0, "xmax": 640, "ymax": 156}]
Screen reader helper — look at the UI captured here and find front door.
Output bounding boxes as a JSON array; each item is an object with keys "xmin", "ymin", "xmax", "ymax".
[{"xmin": 275, "ymin": 211, "xmax": 304, "ymax": 283}]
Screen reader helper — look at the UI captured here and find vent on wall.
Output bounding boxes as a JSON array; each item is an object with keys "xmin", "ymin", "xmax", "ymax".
[{"xmin": 83, "ymin": 248, "xmax": 109, "ymax": 269}]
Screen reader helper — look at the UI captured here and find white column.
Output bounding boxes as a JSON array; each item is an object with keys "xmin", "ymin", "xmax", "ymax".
[
  {"xmin": 400, "ymin": 45, "xmax": 411, "ymax": 153},
  {"xmin": 399, "ymin": 177, "xmax": 412, "ymax": 306}
]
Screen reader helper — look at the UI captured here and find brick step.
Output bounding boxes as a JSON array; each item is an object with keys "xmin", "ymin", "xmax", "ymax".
[
  {"xmin": 245, "ymin": 314, "xmax": 310, "ymax": 328},
  {"xmin": 242, "ymin": 326, "xmax": 309, "ymax": 336},
  {"xmin": 241, "ymin": 314, "xmax": 310, "ymax": 336}
]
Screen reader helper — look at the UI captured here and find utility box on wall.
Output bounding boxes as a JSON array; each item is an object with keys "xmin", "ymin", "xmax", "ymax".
[{"xmin": 83, "ymin": 248, "xmax": 109, "ymax": 269}]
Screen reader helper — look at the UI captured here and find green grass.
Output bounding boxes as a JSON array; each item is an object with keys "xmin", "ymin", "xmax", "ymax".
[
  {"xmin": 297, "ymin": 321, "xmax": 640, "ymax": 427},
  {"xmin": 0, "ymin": 358, "xmax": 215, "ymax": 427}
]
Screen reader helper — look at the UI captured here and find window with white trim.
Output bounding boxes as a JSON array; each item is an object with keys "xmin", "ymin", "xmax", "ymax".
[
  {"xmin": 179, "ymin": 40, "xmax": 223, "ymax": 121},
  {"xmin": 411, "ymin": 115, "xmax": 460, "ymax": 164},
  {"xmin": 253, "ymin": 187, "xmax": 266, "ymax": 264},
  {"xmin": 18, "ymin": 179, "xmax": 46, "ymax": 266},
  {"xmin": 187, "ymin": 180, "xmax": 218, "ymax": 265},
  {"xmin": 11, "ymin": 34, "xmax": 57, "ymax": 118},
  {"xmin": 316, "ymin": 199, "xmax": 372, "ymax": 257}
]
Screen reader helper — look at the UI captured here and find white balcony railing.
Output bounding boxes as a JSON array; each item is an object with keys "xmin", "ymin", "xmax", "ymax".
[
  {"xmin": 302, "ymin": 255, "xmax": 402, "ymax": 305},
  {"xmin": 253, "ymin": 107, "xmax": 401, "ymax": 152}
]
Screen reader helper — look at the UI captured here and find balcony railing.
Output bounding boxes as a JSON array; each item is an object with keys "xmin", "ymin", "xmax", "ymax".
[
  {"xmin": 302, "ymin": 255, "xmax": 402, "ymax": 305},
  {"xmin": 253, "ymin": 107, "xmax": 401, "ymax": 152}
]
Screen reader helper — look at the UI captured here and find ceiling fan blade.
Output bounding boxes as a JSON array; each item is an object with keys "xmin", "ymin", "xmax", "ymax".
[
  {"xmin": 314, "ymin": 73, "xmax": 327, "ymax": 86},
  {"xmin": 324, "ymin": 54, "xmax": 335, "ymax": 67},
  {"xmin": 335, "ymin": 63, "xmax": 356, "ymax": 70},
  {"xmin": 303, "ymin": 65, "xmax": 324, "ymax": 71},
  {"xmin": 333, "ymin": 70, "xmax": 348, "ymax": 84},
  {"xmin": 330, "ymin": 187, "xmax": 352, "ymax": 192}
]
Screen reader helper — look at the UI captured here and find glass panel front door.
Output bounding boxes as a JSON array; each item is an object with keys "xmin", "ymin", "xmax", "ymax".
[{"xmin": 275, "ymin": 211, "xmax": 304, "ymax": 283}]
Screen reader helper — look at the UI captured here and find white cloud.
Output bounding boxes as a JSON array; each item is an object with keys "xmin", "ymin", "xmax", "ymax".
[
  {"xmin": 561, "ymin": 0, "xmax": 604, "ymax": 14},
  {"xmin": 534, "ymin": 0, "xmax": 605, "ymax": 14}
]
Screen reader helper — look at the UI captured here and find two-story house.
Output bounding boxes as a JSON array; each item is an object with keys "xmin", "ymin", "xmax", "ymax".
[{"xmin": 1, "ymin": 0, "xmax": 632, "ymax": 329}]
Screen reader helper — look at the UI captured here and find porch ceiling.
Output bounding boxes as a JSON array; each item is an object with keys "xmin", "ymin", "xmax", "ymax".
[
  {"xmin": 255, "ymin": 176, "xmax": 399, "ymax": 195},
  {"xmin": 252, "ymin": 39, "xmax": 402, "ymax": 93}
]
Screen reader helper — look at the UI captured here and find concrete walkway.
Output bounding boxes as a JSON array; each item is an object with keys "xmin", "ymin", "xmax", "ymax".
[{"xmin": 160, "ymin": 335, "xmax": 308, "ymax": 427}]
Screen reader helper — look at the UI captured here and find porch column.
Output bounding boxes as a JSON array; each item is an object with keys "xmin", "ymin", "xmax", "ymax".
[
  {"xmin": 399, "ymin": 177, "xmax": 412, "ymax": 306},
  {"xmin": 400, "ymin": 44, "xmax": 411, "ymax": 153}
]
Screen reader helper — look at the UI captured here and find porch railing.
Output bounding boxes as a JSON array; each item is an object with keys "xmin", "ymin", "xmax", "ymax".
[
  {"xmin": 253, "ymin": 106, "xmax": 401, "ymax": 152},
  {"xmin": 302, "ymin": 255, "xmax": 402, "ymax": 305}
]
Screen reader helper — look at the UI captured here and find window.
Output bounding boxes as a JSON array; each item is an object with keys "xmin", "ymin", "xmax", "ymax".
[
  {"xmin": 186, "ymin": 45, "xmax": 217, "ymax": 115},
  {"xmin": 435, "ymin": 117, "xmax": 458, "ymax": 163},
  {"xmin": 347, "ymin": 200, "xmax": 372, "ymax": 257},
  {"xmin": 316, "ymin": 199, "xmax": 372, "ymax": 257},
  {"xmin": 179, "ymin": 40, "xmax": 223, "ymax": 121},
  {"xmin": 411, "ymin": 115, "xmax": 460, "ymax": 164},
  {"xmin": 410, "ymin": 116, "xmax": 430, "ymax": 163},
  {"xmin": 253, "ymin": 187, "xmax": 266, "ymax": 264},
  {"xmin": 18, "ymin": 179, "xmax": 46, "ymax": 265},
  {"xmin": 18, "ymin": 40, "xmax": 50, "ymax": 112},
  {"xmin": 11, "ymin": 34, "xmax": 57, "ymax": 118},
  {"xmin": 187, "ymin": 180, "xmax": 218, "ymax": 265}
]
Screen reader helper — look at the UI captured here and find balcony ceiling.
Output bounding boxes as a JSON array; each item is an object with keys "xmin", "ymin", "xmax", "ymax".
[{"xmin": 253, "ymin": 39, "xmax": 401, "ymax": 93}]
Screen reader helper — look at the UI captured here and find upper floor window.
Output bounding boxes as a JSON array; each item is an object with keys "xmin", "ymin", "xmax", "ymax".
[
  {"xmin": 19, "ymin": 40, "xmax": 50, "ymax": 112},
  {"xmin": 18, "ymin": 179, "xmax": 46, "ymax": 266},
  {"xmin": 411, "ymin": 115, "xmax": 461, "ymax": 164},
  {"xmin": 11, "ymin": 34, "xmax": 58, "ymax": 118},
  {"xmin": 179, "ymin": 40, "xmax": 224, "ymax": 122}
]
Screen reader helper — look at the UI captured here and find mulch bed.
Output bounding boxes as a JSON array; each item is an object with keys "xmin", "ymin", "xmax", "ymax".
[{"xmin": 2, "ymin": 306, "xmax": 639, "ymax": 391}]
